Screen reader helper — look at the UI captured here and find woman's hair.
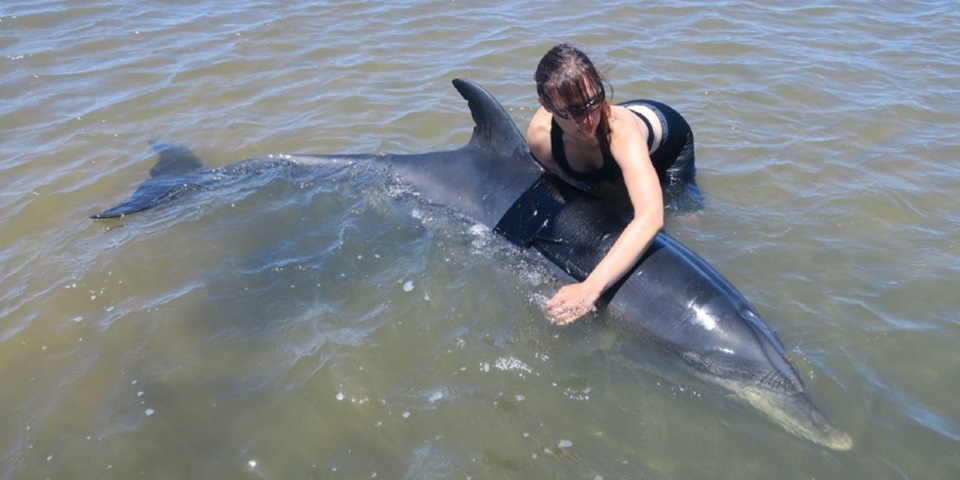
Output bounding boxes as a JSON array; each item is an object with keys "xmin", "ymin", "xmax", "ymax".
[{"xmin": 534, "ymin": 43, "xmax": 611, "ymax": 145}]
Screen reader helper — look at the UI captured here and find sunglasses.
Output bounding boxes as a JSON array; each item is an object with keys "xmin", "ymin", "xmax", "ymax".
[{"xmin": 550, "ymin": 90, "xmax": 605, "ymax": 120}]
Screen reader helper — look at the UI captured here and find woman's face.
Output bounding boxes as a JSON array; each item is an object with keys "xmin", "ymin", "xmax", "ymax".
[{"xmin": 544, "ymin": 87, "xmax": 605, "ymax": 139}]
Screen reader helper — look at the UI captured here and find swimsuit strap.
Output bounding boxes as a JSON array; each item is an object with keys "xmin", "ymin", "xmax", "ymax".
[
  {"xmin": 633, "ymin": 111, "xmax": 656, "ymax": 151},
  {"xmin": 549, "ymin": 118, "xmax": 577, "ymax": 178}
]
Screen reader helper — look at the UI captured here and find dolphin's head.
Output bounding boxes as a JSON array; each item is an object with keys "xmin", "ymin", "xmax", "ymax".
[
  {"xmin": 734, "ymin": 384, "xmax": 853, "ymax": 451},
  {"xmin": 688, "ymin": 304, "xmax": 853, "ymax": 451},
  {"xmin": 676, "ymin": 296, "xmax": 806, "ymax": 392}
]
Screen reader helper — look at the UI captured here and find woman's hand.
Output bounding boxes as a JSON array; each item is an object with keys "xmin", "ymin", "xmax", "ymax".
[{"xmin": 545, "ymin": 282, "xmax": 601, "ymax": 325}]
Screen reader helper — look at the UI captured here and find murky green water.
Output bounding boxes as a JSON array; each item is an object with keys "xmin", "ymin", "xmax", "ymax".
[{"xmin": 2, "ymin": 1, "xmax": 959, "ymax": 478}]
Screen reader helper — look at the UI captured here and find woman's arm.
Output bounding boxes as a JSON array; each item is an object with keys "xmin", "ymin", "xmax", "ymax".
[{"xmin": 546, "ymin": 106, "xmax": 664, "ymax": 325}]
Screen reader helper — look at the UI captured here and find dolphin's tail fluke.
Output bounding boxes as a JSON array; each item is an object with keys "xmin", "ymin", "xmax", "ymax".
[
  {"xmin": 737, "ymin": 385, "xmax": 853, "ymax": 451},
  {"xmin": 91, "ymin": 141, "xmax": 205, "ymax": 219},
  {"xmin": 92, "ymin": 80, "xmax": 530, "ymax": 220}
]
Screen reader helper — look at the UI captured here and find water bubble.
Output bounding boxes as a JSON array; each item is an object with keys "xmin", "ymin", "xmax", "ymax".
[
  {"xmin": 402, "ymin": 280, "xmax": 414, "ymax": 292},
  {"xmin": 494, "ymin": 356, "xmax": 534, "ymax": 375},
  {"xmin": 468, "ymin": 223, "xmax": 486, "ymax": 236},
  {"xmin": 145, "ymin": 408, "xmax": 155, "ymax": 416}
]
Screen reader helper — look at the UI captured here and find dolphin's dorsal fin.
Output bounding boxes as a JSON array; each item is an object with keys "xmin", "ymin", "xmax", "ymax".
[
  {"xmin": 148, "ymin": 140, "xmax": 204, "ymax": 177},
  {"xmin": 452, "ymin": 78, "xmax": 530, "ymax": 159}
]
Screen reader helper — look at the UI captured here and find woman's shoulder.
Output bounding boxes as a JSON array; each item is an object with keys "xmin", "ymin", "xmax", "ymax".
[
  {"xmin": 526, "ymin": 107, "xmax": 554, "ymax": 158},
  {"xmin": 527, "ymin": 107, "xmax": 553, "ymax": 135},
  {"xmin": 608, "ymin": 104, "xmax": 648, "ymax": 142},
  {"xmin": 608, "ymin": 104, "xmax": 641, "ymax": 126}
]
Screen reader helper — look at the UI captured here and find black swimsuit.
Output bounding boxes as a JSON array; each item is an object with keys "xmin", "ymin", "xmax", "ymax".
[
  {"xmin": 546, "ymin": 99, "xmax": 701, "ymax": 210},
  {"xmin": 550, "ymin": 118, "xmax": 621, "ymax": 182}
]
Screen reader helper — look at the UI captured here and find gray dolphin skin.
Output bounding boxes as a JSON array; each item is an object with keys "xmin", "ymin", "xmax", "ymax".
[{"xmin": 92, "ymin": 79, "xmax": 852, "ymax": 451}]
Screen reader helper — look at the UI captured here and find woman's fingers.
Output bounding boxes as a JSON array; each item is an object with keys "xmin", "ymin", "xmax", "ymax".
[{"xmin": 546, "ymin": 301, "xmax": 589, "ymax": 325}]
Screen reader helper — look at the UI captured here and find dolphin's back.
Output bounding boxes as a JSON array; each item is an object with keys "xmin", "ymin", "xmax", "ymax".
[
  {"xmin": 383, "ymin": 79, "xmax": 544, "ymax": 226},
  {"xmin": 92, "ymin": 79, "xmax": 543, "ymax": 221}
]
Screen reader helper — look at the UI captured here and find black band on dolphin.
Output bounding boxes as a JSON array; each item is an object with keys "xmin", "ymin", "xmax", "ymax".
[
  {"xmin": 494, "ymin": 173, "xmax": 623, "ymax": 283},
  {"xmin": 493, "ymin": 174, "xmax": 564, "ymax": 248}
]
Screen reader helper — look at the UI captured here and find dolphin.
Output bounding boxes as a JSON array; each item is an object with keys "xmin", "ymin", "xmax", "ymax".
[{"xmin": 92, "ymin": 79, "xmax": 852, "ymax": 450}]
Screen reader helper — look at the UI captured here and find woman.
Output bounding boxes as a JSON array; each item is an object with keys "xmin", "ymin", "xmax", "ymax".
[{"xmin": 526, "ymin": 43, "xmax": 700, "ymax": 325}]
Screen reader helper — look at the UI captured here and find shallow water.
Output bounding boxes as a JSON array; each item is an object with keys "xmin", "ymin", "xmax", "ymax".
[{"xmin": 2, "ymin": 1, "xmax": 960, "ymax": 478}]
